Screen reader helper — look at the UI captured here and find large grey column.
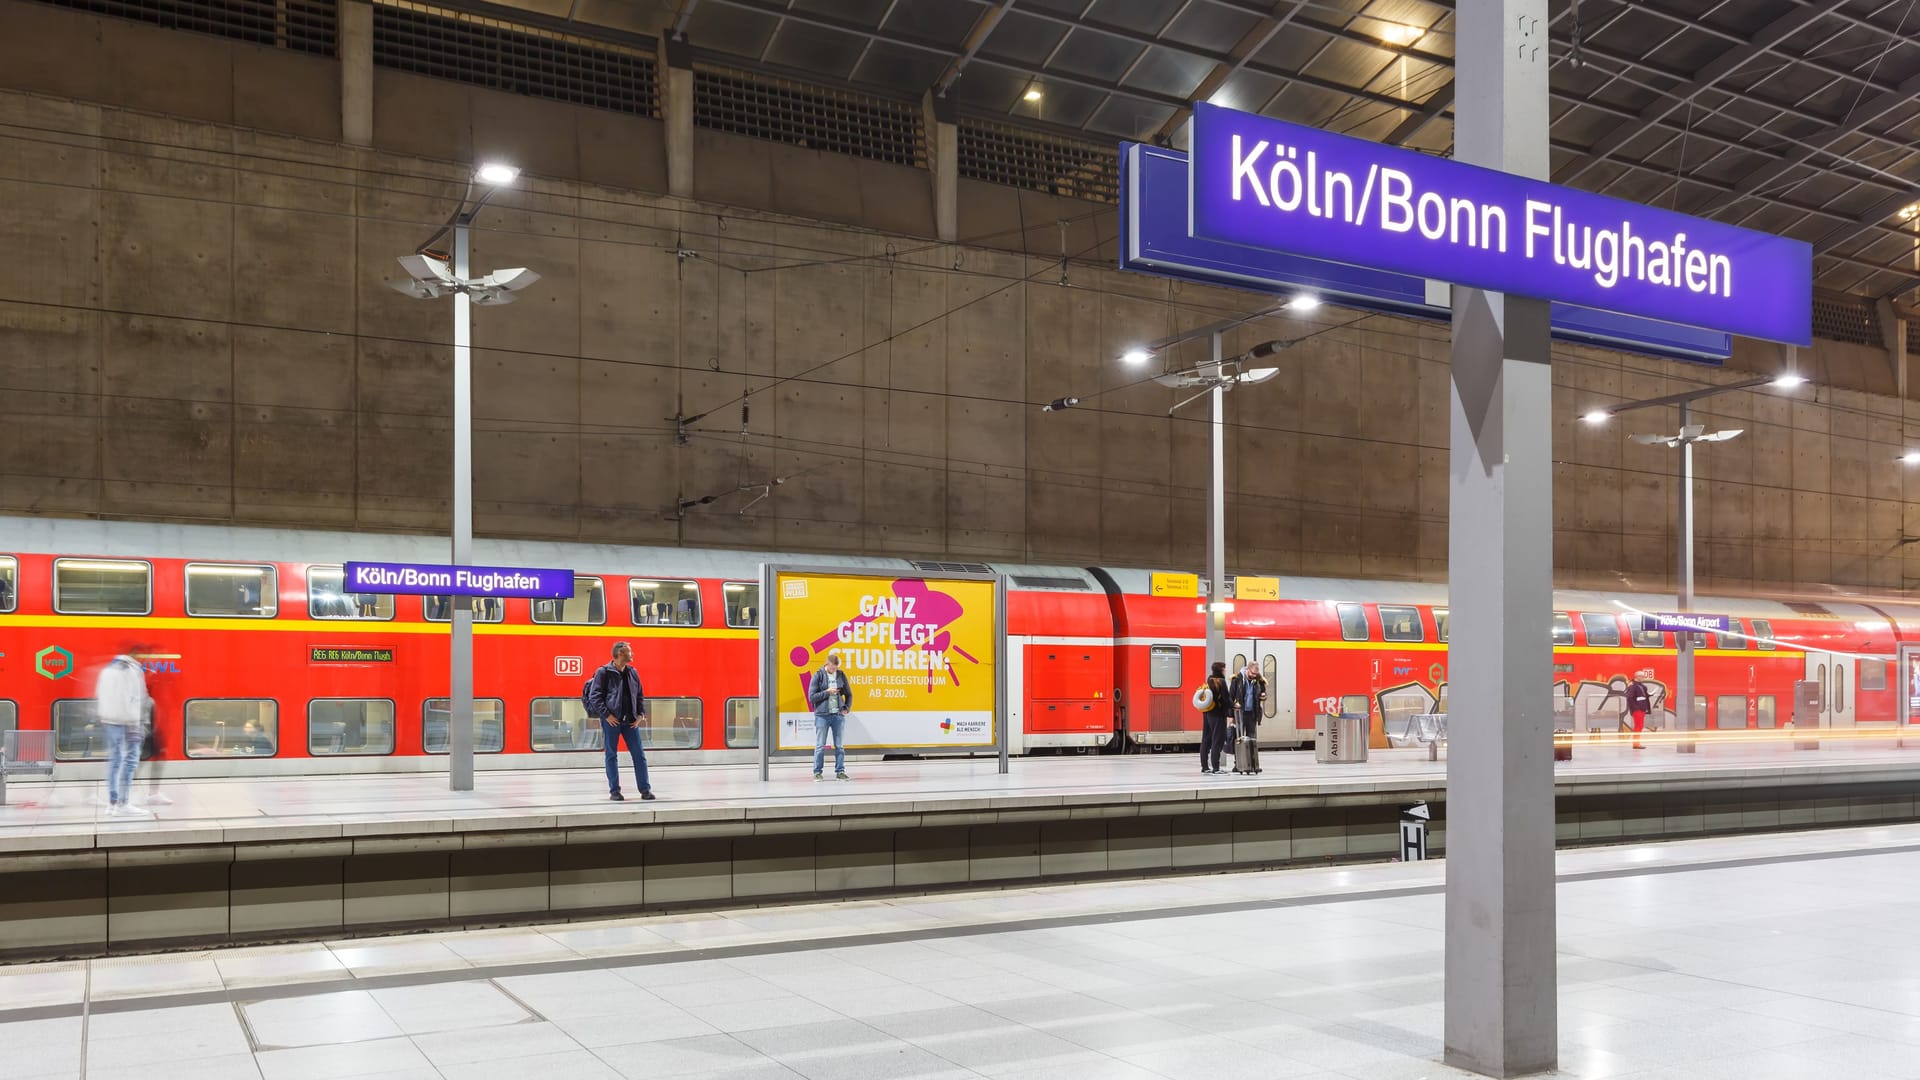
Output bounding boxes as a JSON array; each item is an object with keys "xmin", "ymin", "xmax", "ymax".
[
  {"xmin": 1444, "ymin": 0, "xmax": 1556, "ymax": 1075},
  {"xmin": 659, "ymin": 38, "xmax": 694, "ymax": 199}
]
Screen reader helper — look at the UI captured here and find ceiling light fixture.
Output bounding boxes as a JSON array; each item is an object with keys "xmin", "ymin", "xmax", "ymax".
[
  {"xmin": 474, "ymin": 162, "xmax": 520, "ymax": 186},
  {"xmin": 1120, "ymin": 347, "xmax": 1153, "ymax": 366},
  {"xmin": 1287, "ymin": 294, "xmax": 1321, "ymax": 312},
  {"xmin": 1582, "ymin": 409, "xmax": 1610, "ymax": 424},
  {"xmin": 1770, "ymin": 373, "xmax": 1808, "ymax": 388},
  {"xmin": 1023, "ymin": 86, "xmax": 1043, "ymax": 102}
]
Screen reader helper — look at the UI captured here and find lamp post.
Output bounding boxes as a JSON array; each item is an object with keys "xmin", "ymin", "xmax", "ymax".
[
  {"xmin": 1049, "ymin": 298, "xmax": 1310, "ymax": 676},
  {"xmin": 1581, "ymin": 371, "xmax": 1808, "ymax": 751},
  {"xmin": 387, "ymin": 162, "xmax": 541, "ymax": 792}
]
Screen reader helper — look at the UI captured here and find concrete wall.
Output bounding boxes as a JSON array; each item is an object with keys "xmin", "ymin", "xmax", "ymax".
[{"xmin": 5, "ymin": 2, "xmax": 1920, "ymax": 593}]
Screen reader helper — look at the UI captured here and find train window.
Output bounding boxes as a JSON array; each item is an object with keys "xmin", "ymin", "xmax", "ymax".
[
  {"xmin": 725, "ymin": 583, "xmax": 760, "ymax": 628},
  {"xmin": 307, "ymin": 699, "xmax": 396, "ymax": 756},
  {"xmin": 1340, "ymin": 694, "xmax": 1370, "ymax": 719},
  {"xmin": 1633, "ymin": 621, "xmax": 1664, "ymax": 648},
  {"xmin": 422, "ymin": 698, "xmax": 505, "ymax": 754},
  {"xmin": 308, "ymin": 567, "xmax": 395, "ymax": 620},
  {"xmin": 726, "ymin": 698, "xmax": 760, "ymax": 748},
  {"xmin": 1818, "ymin": 663, "xmax": 1828, "ymax": 710},
  {"xmin": 52, "ymin": 700, "xmax": 105, "ymax": 761},
  {"xmin": 1720, "ymin": 619, "xmax": 1749, "ymax": 650},
  {"xmin": 1261, "ymin": 654, "xmax": 1278, "ymax": 720},
  {"xmin": 0, "ymin": 555, "xmax": 15, "ymax": 613},
  {"xmin": 1860, "ymin": 659, "xmax": 1888, "ymax": 692},
  {"xmin": 631, "ymin": 579, "xmax": 701, "ymax": 626},
  {"xmin": 532, "ymin": 577, "xmax": 605, "ymax": 626},
  {"xmin": 1688, "ymin": 631, "xmax": 1715, "ymax": 650},
  {"xmin": 0, "ymin": 700, "xmax": 15, "ymax": 736},
  {"xmin": 1551, "ymin": 613, "xmax": 1574, "ymax": 646},
  {"xmin": 1379, "ymin": 606, "xmax": 1423, "ymax": 642},
  {"xmin": 423, "ymin": 596, "xmax": 504, "ymax": 623},
  {"xmin": 1836, "ymin": 668, "xmax": 1846, "ymax": 713},
  {"xmin": 185, "ymin": 563, "xmax": 277, "ymax": 618},
  {"xmin": 530, "ymin": 698, "xmax": 597, "ymax": 751},
  {"xmin": 184, "ymin": 700, "xmax": 278, "ymax": 757},
  {"xmin": 1336, "ymin": 603, "xmax": 1368, "ymax": 641},
  {"xmin": 1434, "ymin": 609, "xmax": 1449, "ymax": 643},
  {"xmin": 53, "ymin": 558, "xmax": 151, "ymax": 615},
  {"xmin": 639, "ymin": 697, "xmax": 702, "ymax": 749},
  {"xmin": 1149, "ymin": 645, "xmax": 1182, "ymax": 689},
  {"xmin": 1581, "ymin": 614, "xmax": 1620, "ymax": 647},
  {"xmin": 1716, "ymin": 695, "xmax": 1747, "ymax": 730},
  {"xmin": 1751, "ymin": 618, "xmax": 1776, "ymax": 650},
  {"xmin": 1756, "ymin": 696, "xmax": 1777, "ymax": 728}
]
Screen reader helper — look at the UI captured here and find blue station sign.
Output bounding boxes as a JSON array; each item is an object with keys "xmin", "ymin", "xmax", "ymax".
[
  {"xmin": 1187, "ymin": 103, "xmax": 1813, "ymax": 347},
  {"xmin": 1122, "ymin": 143, "xmax": 1733, "ymax": 363},
  {"xmin": 342, "ymin": 561, "xmax": 574, "ymax": 598}
]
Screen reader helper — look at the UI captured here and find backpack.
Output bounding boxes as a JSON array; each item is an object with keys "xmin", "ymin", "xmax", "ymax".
[{"xmin": 581, "ymin": 667, "xmax": 603, "ymax": 715}]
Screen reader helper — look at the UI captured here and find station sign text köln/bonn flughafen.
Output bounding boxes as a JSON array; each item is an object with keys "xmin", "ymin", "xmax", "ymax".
[{"xmin": 1126, "ymin": 103, "xmax": 1814, "ymax": 352}]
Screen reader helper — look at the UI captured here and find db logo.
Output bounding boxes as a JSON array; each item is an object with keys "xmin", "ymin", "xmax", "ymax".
[{"xmin": 554, "ymin": 656, "xmax": 583, "ymax": 677}]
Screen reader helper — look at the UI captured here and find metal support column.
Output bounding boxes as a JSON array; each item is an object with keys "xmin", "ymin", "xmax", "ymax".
[
  {"xmin": 1444, "ymin": 0, "xmax": 1557, "ymax": 1074},
  {"xmin": 1206, "ymin": 331, "xmax": 1227, "ymax": 669},
  {"xmin": 1675, "ymin": 400, "xmax": 1697, "ymax": 753},
  {"xmin": 449, "ymin": 220, "xmax": 475, "ymax": 792}
]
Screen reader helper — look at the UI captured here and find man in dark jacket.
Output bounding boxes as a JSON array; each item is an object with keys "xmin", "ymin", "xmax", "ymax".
[
  {"xmin": 589, "ymin": 641, "xmax": 655, "ymax": 801},
  {"xmin": 1229, "ymin": 663, "xmax": 1268, "ymax": 743}
]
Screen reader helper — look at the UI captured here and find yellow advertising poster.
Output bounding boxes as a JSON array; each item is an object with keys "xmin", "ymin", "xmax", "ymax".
[
  {"xmin": 1236, "ymin": 576, "xmax": 1280, "ymax": 601},
  {"xmin": 773, "ymin": 571, "xmax": 998, "ymax": 750},
  {"xmin": 1150, "ymin": 572, "xmax": 1200, "ymax": 598}
]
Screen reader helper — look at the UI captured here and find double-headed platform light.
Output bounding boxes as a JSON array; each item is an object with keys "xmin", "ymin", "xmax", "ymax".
[
  {"xmin": 1047, "ymin": 295, "xmax": 1320, "ymax": 674},
  {"xmin": 387, "ymin": 160, "xmax": 540, "ymax": 794},
  {"xmin": 1577, "ymin": 370, "xmax": 1810, "ymax": 753}
]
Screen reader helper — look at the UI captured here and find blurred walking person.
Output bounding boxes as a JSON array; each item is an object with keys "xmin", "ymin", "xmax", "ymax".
[
  {"xmin": 1625, "ymin": 676, "xmax": 1653, "ymax": 750},
  {"xmin": 95, "ymin": 653, "xmax": 151, "ymax": 817}
]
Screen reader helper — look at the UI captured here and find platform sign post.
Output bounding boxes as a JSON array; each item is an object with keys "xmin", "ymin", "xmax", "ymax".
[
  {"xmin": 1901, "ymin": 644, "xmax": 1920, "ymax": 749},
  {"xmin": 759, "ymin": 565, "xmax": 1006, "ymax": 780}
]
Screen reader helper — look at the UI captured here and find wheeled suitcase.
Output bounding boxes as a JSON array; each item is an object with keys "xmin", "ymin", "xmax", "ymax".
[{"xmin": 1232, "ymin": 733, "xmax": 1261, "ymax": 774}]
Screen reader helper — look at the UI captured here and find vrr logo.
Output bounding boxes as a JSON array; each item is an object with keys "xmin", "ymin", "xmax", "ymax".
[
  {"xmin": 555, "ymin": 656, "xmax": 583, "ymax": 677},
  {"xmin": 35, "ymin": 645, "xmax": 74, "ymax": 680}
]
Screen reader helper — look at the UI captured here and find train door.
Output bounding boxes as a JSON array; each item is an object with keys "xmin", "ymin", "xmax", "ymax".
[
  {"xmin": 1225, "ymin": 639, "xmax": 1300, "ymax": 744},
  {"xmin": 1803, "ymin": 652, "xmax": 1857, "ymax": 728}
]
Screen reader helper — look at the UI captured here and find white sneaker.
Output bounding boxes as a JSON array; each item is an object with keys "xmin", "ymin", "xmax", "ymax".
[
  {"xmin": 110, "ymin": 803, "xmax": 153, "ymax": 819},
  {"xmin": 140, "ymin": 792, "xmax": 174, "ymax": 806}
]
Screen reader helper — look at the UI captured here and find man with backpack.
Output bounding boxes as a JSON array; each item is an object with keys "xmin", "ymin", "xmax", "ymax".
[{"xmin": 586, "ymin": 641, "xmax": 654, "ymax": 801}]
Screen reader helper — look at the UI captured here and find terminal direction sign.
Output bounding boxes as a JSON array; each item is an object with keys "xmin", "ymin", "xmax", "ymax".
[
  {"xmin": 341, "ymin": 560, "xmax": 574, "ymax": 598},
  {"xmin": 1150, "ymin": 572, "xmax": 1201, "ymax": 598},
  {"xmin": 1647, "ymin": 612, "xmax": 1732, "ymax": 634},
  {"xmin": 1187, "ymin": 103, "xmax": 1812, "ymax": 346}
]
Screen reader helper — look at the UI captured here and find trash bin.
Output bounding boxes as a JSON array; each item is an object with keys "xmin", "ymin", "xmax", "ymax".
[{"xmin": 1316, "ymin": 712, "xmax": 1369, "ymax": 764}]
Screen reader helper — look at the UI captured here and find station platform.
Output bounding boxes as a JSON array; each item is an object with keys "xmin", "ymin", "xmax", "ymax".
[
  {"xmin": 6, "ymin": 821, "xmax": 1920, "ymax": 1080},
  {"xmin": 4, "ymin": 739, "xmax": 1920, "ymax": 959}
]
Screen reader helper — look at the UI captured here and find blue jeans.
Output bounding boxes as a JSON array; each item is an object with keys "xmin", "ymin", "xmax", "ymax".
[
  {"xmin": 812, "ymin": 713, "xmax": 845, "ymax": 775},
  {"xmin": 104, "ymin": 723, "xmax": 139, "ymax": 804},
  {"xmin": 601, "ymin": 720, "xmax": 651, "ymax": 795}
]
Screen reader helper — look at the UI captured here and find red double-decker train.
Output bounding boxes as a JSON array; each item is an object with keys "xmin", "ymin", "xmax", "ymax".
[{"xmin": 1, "ymin": 517, "xmax": 1914, "ymax": 776}]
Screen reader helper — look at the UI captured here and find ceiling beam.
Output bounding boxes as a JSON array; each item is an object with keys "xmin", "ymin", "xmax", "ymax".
[
  {"xmin": 1384, "ymin": 82, "xmax": 1452, "ymax": 146},
  {"xmin": 1550, "ymin": 0, "xmax": 1849, "ymax": 187},
  {"xmin": 1146, "ymin": 0, "xmax": 1303, "ymax": 145},
  {"xmin": 933, "ymin": 0, "xmax": 1017, "ymax": 97}
]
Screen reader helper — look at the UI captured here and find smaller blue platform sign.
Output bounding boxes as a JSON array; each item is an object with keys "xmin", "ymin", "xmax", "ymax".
[
  {"xmin": 1647, "ymin": 612, "xmax": 1732, "ymax": 634},
  {"xmin": 342, "ymin": 561, "xmax": 574, "ymax": 598}
]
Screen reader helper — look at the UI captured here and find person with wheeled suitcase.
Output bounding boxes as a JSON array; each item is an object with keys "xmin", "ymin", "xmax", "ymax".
[{"xmin": 1229, "ymin": 662, "xmax": 1266, "ymax": 774}]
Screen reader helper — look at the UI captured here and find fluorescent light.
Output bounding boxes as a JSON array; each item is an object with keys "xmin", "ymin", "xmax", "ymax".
[
  {"xmin": 724, "ymin": 583, "xmax": 751, "ymax": 591},
  {"xmin": 1023, "ymin": 86, "xmax": 1043, "ymax": 102},
  {"xmin": 474, "ymin": 162, "xmax": 520, "ymax": 186},
  {"xmin": 1582, "ymin": 409, "xmax": 1610, "ymax": 424},
  {"xmin": 187, "ymin": 565, "xmax": 267, "ymax": 576},
  {"xmin": 1287, "ymin": 294, "xmax": 1321, "ymax": 311},
  {"xmin": 1771, "ymin": 373, "xmax": 1808, "ymax": 388},
  {"xmin": 1120, "ymin": 347, "xmax": 1152, "ymax": 365},
  {"xmin": 629, "ymin": 581, "xmax": 660, "ymax": 589},
  {"xmin": 58, "ymin": 559, "xmax": 146, "ymax": 572}
]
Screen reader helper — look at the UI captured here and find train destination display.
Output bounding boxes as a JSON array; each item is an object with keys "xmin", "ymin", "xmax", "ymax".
[
  {"xmin": 1188, "ymin": 103, "xmax": 1812, "ymax": 346},
  {"xmin": 341, "ymin": 561, "xmax": 574, "ymax": 598},
  {"xmin": 769, "ymin": 570, "xmax": 1000, "ymax": 752}
]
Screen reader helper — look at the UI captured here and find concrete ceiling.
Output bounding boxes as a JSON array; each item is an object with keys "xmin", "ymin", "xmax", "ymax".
[{"xmin": 444, "ymin": 0, "xmax": 1920, "ymax": 299}]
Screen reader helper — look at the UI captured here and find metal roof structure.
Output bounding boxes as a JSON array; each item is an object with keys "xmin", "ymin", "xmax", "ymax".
[{"xmin": 498, "ymin": 0, "xmax": 1920, "ymax": 301}]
